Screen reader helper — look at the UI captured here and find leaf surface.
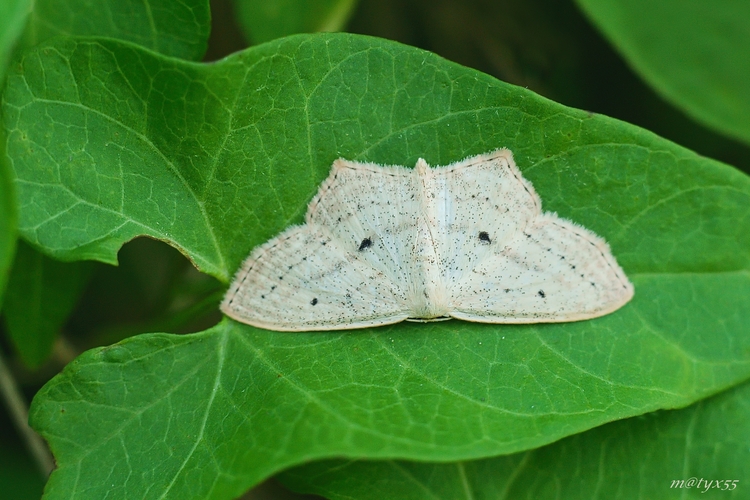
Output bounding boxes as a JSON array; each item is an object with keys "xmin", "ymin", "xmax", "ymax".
[
  {"xmin": 281, "ymin": 380, "xmax": 750, "ymax": 499},
  {"xmin": 4, "ymin": 33, "xmax": 749, "ymax": 498},
  {"xmin": 21, "ymin": 0, "xmax": 211, "ymax": 60}
]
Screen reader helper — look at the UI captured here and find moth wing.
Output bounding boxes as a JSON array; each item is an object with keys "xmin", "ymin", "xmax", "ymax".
[
  {"xmin": 449, "ymin": 213, "xmax": 634, "ymax": 322},
  {"xmin": 307, "ymin": 159, "xmax": 424, "ymax": 301},
  {"xmin": 221, "ymin": 225, "xmax": 409, "ymax": 331},
  {"xmin": 424, "ymin": 149, "xmax": 541, "ymax": 290}
]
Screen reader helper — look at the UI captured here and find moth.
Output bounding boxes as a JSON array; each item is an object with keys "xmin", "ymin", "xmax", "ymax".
[{"xmin": 221, "ymin": 149, "xmax": 633, "ymax": 331}]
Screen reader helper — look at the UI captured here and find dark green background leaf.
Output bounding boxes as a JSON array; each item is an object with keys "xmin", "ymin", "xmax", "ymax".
[
  {"xmin": 2, "ymin": 241, "xmax": 91, "ymax": 368},
  {"xmin": 21, "ymin": 0, "xmax": 211, "ymax": 60},
  {"xmin": 233, "ymin": 0, "xmax": 358, "ymax": 44},
  {"xmin": 0, "ymin": 0, "xmax": 31, "ymax": 81},
  {"xmin": 281, "ymin": 380, "xmax": 750, "ymax": 499},
  {"xmin": 576, "ymin": 0, "xmax": 750, "ymax": 146},
  {"xmin": 0, "ymin": 428, "xmax": 45, "ymax": 500},
  {"xmin": 64, "ymin": 236, "xmax": 223, "ymax": 346},
  {"xmin": 6, "ymin": 33, "xmax": 750, "ymax": 497},
  {"xmin": 0, "ymin": 137, "xmax": 16, "ymax": 306}
]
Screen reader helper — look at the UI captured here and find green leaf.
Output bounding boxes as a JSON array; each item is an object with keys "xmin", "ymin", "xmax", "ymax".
[
  {"xmin": 280, "ymin": 379, "xmax": 750, "ymax": 499},
  {"xmin": 0, "ymin": 0, "xmax": 210, "ymax": 363},
  {"xmin": 32, "ymin": 313, "xmax": 750, "ymax": 498},
  {"xmin": 7, "ymin": 33, "xmax": 750, "ymax": 497},
  {"xmin": 2, "ymin": 240, "xmax": 91, "ymax": 368},
  {"xmin": 233, "ymin": 0, "xmax": 358, "ymax": 43},
  {"xmin": 575, "ymin": 0, "xmax": 750, "ymax": 146},
  {"xmin": 21, "ymin": 0, "xmax": 211, "ymax": 60}
]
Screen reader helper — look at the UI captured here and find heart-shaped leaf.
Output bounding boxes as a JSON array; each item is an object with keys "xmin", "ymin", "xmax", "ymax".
[{"xmin": 0, "ymin": 0, "xmax": 212, "ymax": 373}]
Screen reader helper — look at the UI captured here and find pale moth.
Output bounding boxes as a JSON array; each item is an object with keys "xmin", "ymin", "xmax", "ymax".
[{"xmin": 221, "ymin": 149, "xmax": 634, "ymax": 331}]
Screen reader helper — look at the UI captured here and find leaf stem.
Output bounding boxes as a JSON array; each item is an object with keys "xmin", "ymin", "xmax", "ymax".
[{"xmin": 0, "ymin": 349, "xmax": 55, "ymax": 477}]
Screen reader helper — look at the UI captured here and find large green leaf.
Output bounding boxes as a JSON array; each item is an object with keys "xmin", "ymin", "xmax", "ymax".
[
  {"xmin": 21, "ymin": 0, "xmax": 211, "ymax": 60},
  {"xmin": 4, "ymin": 33, "xmax": 749, "ymax": 497},
  {"xmin": 280, "ymin": 379, "xmax": 750, "ymax": 499},
  {"xmin": 0, "ymin": 0, "xmax": 211, "ymax": 371},
  {"xmin": 233, "ymin": 0, "xmax": 358, "ymax": 44},
  {"xmin": 2, "ymin": 240, "xmax": 91, "ymax": 368},
  {"xmin": 575, "ymin": 0, "xmax": 750, "ymax": 146}
]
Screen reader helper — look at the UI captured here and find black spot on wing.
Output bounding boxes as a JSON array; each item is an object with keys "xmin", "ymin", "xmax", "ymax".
[
  {"xmin": 478, "ymin": 231, "xmax": 491, "ymax": 244},
  {"xmin": 358, "ymin": 237, "xmax": 372, "ymax": 251}
]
